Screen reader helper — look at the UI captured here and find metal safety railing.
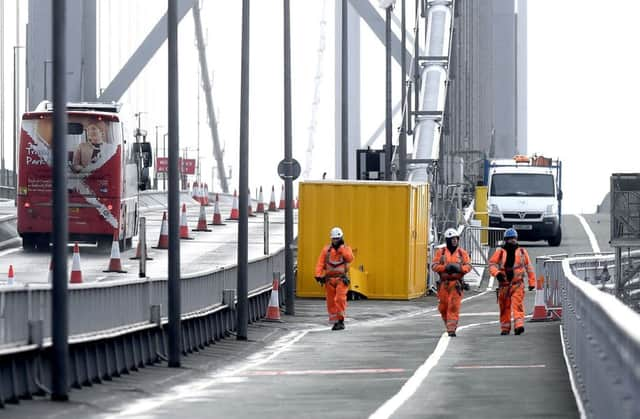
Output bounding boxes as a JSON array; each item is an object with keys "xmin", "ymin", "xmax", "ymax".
[
  {"xmin": 459, "ymin": 224, "xmax": 505, "ymax": 267},
  {"xmin": 553, "ymin": 253, "xmax": 640, "ymax": 419},
  {"xmin": 0, "ymin": 247, "xmax": 284, "ymax": 352}
]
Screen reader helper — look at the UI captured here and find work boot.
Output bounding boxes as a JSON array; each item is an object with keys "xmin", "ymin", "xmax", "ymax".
[
  {"xmin": 501, "ymin": 331, "xmax": 510, "ymax": 336},
  {"xmin": 514, "ymin": 326, "xmax": 524, "ymax": 335},
  {"xmin": 337, "ymin": 319, "xmax": 345, "ymax": 330},
  {"xmin": 331, "ymin": 322, "xmax": 340, "ymax": 330},
  {"xmin": 448, "ymin": 331, "xmax": 456, "ymax": 337}
]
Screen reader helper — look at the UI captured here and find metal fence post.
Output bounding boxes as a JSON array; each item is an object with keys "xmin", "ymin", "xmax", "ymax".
[{"xmin": 139, "ymin": 217, "xmax": 147, "ymax": 278}]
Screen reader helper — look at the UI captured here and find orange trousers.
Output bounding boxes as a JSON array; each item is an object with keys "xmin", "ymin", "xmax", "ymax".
[
  {"xmin": 437, "ymin": 280, "xmax": 462, "ymax": 333},
  {"xmin": 498, "ymin": 281, "xmax": 525, "ymax": 332},
  {"xmin": 325, "ymin": 277, "xmax": 348, "ymax": 322}
]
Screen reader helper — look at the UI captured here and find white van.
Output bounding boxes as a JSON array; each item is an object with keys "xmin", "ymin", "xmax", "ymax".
[{"xmin": 486, "ymin": 156, "xmax": 563, "ymax": 246}]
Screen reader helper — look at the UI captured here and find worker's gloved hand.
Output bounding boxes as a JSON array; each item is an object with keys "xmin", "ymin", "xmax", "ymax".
[
  {"xmin": 342, "ymin": 277, "xmax": 350, "ymax": 286},
  {"xmin": 496, "ymin": 273, "xmax": 506, "ymax": 282},
  {"xmin": 462, "ymin": 280, "xmax": 470, "ymax": 291},
  {"xmin": 445, "ymin": 264, "xmax": 461, "ymax": 274},
  {"xmin": 315, "ymin": 276, "xmax": 326, "ymax": 285},
  {"xmin": 528, "ymin": 285, "xmax": 535, "ymax": 291}
]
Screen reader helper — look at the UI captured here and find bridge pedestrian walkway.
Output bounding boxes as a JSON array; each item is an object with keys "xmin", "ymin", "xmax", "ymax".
[{"xmin": 3, "ymin": 289, "xmax": 579, "ymax": 418}]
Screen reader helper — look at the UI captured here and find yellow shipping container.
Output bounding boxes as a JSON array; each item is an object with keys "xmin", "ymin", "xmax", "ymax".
[{"xmin": 297, "ymin": 180, "xmax": 429, "ymax": 300}]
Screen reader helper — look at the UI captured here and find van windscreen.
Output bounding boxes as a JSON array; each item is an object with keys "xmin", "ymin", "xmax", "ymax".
[{"xmin": 490, "ymin": 173, "xmax": 555, "ymax": 197}]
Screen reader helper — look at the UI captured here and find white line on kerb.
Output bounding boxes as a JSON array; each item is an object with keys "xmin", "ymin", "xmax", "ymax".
[
  {"xmin": 368, "ymin": 320, "xmax": 498, "ymax": 419},
  {"xmin": 575, "ymin": 214, "xmax": 601, "ymax": 254}
]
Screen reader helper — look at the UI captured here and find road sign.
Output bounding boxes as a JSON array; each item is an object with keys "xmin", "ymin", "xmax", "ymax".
[
  {"xmin": 277, "ymin": 159, "xmax": 301, "ymax": 180},
  {"xmin": 155, "ymin": 157, "xmax": 196, "ymax": 174}
]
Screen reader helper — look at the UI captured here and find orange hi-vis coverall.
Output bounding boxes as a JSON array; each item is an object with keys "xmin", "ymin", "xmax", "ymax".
[
  {"xmin": 431, "ymin": 247, "xmax": 472, "ymax": 333},
  {"xmin": 315, "ymin": 244, "xmax": 354, "ymax": 322},
  {"xmin": 488, "ymin": 247, "xmax": 535, "ymax": 333}
]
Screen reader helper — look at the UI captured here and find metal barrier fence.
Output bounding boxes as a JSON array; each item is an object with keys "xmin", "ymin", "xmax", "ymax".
[
  {"xmin": 560, "ymin": 255, "xmax": 640, "ymax": 419},
  {"xmin": 459, "ymin": 225, "xmax": 505, "ymax": 267},
  {"xmin": 0, "ymin": 248, "xmax": 284, "ymax": 352}
]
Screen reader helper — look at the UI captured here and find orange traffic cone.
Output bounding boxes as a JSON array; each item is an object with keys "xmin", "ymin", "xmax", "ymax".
[
  {"xmin": 193, "ymin": 202, "xmax": 212, "ymax": 232},
  {"xmin": 192, "ymin": 182, "xmax": 198, "ymax": 201},
  {"xmin": 294, "ymin": 196, "xmax": 299, "ymax": 209},
  {"xmin": 7, "ymin": 265, "xmax": 15, "ymax": 286},
  {"xmin": 278, "ymin": 185, "xmax": 286, "ymax": 210},
  {"xmin": 530, "ymin": 275, "xmax": 548, "ymax": 322},
  {"xmin": 210, "ymin": 193, "xmax": 225, "ymax": 226},
  {"xmin": 256, "ymin": 186, "xmax": 265, "ymax": 213},
  {"xmin": 70, "ymin": 243, "xmax": 83, "ymax": 284},
  {"xmin": 180, "ymin": 203, "xmax": 194, "ymax": 239},
  {"xmin": 154, "ymin": 211, "xmax": 169, "ymax": 249},
  {"xmin": 204, "ymin": 183, "xmax": 210, "ymax": 206},
  {"xmin": 264, "ymin": 276, "xmax": 282, "ymax": 321},
  {"xmin": 268, "ymin": 185, "xmax": 278, "ymax": 212},
  {"xmin": 248, "ymin": 189, "xmax": 256, "ymax": 217},
  {"xmin": 104, "ymin": 230, "xmax": 127, "ymax": 273},
  {"xmin": 227, "ymin": 190, "xmax": 239, "ymax": 220}
]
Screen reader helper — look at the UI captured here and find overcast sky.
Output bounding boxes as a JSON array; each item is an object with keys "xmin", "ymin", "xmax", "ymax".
[{"xmin": 1, "ymin": 0, "xmax": 638, "ymax": 213}]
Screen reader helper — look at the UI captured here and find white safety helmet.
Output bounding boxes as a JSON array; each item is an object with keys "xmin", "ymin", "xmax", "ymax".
[
  {"xmin": 330, "ymin": 227, "xmax": 344, "ymax": 239},
  {"xmin": 443, "ymin": 228, "xmax": 460, "ymax": 239}
]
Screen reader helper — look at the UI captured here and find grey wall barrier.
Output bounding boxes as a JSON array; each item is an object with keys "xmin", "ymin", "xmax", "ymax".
[
  {"xmin": 0, "ymin": 247, "xmax": 284, "ymax": 353},
  {"xmin": 560, "ymin": 257, "xmax": 640, "ymax": 419}
]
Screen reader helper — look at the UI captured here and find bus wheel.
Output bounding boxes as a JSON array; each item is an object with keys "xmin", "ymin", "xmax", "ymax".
[{"xmin": 22, "ymin": 235, "xmax": 37, "ymax": 252}]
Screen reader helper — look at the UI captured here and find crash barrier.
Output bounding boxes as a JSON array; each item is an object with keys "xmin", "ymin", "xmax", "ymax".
[
  {"xmin": 559, "ymin": 254, "xmax": 640, "ymax": 419},
  {"xmin": 0, "ymin": 247, "xmax": 285, "ymax": 404}
]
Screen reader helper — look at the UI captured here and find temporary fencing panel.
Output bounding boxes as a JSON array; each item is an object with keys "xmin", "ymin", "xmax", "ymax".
[{"xmin": 296, "ymin": 181, "xmax": 429, "ymax": 299}]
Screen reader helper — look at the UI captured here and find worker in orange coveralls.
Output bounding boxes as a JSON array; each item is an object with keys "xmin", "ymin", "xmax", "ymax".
[
  {"xmin": 315, "ymin": 227, "xmax": 354, "ymax": 330},
  {"xmin": 488, "ymin": 228, "xmax": 536, "ymax": 335},
  {"xmin": 431, "ymin": 228, "xmax": 472, "ymax": 337}
]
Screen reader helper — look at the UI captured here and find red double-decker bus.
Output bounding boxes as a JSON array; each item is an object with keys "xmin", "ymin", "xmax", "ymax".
[{"xmin": 17, "ymin": 102, "xmax": 152, "ymax": 251}]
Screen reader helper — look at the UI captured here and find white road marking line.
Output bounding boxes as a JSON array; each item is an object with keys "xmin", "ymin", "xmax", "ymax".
[
  {"xmin": 369, "ymin": 320, "xmax": 497, "ymax": 419},
  {"xmin": 431, "ymin": 312, "xmax": 499, "ymax": 317},
  {"xmin": 245, "ymin": 368, "xmax": 405, "ymax": 376},
  {"xmin": 453, "ymin": 364, "xmax": 546, "ymax": 369},
  {"xmin": 575, "ymin": 214, "xmax": 600, "ymax": 253},
  {"xmin": 106, "ymin": 330, "xmax": 310, "ymax": 418},
  {"xmin": 560, "ymin": 325, "xmax": 587, "ymax": 419}
]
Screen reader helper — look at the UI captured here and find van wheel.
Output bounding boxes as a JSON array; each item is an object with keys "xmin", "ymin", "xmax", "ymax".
[{"xmin": 548, "ymin": 228, "xmax": 562, "ymax": 247}]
